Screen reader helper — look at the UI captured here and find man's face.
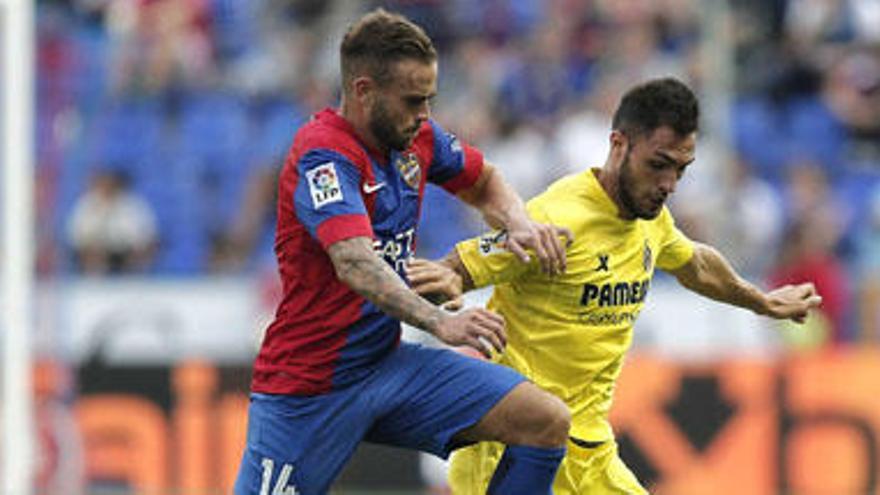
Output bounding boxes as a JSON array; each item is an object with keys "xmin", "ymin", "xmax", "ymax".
[
  {"xmin": 367, "ymin": 59, "xmax": 437, "ymax": 151},
  {"xmin": 616, "ymin": 126, "xmax": 696, "ymax": 219}
]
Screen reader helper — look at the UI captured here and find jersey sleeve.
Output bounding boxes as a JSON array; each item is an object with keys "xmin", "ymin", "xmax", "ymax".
[
  {"xmin": 655, "ymin": 208, "xmax": 695, "ymax": 271},
  {"xmin": 425, "ymin": 120, "xmax": 484, "ymax": 194},
  {"xmin": 293, "ymin": 149, "xmax": 373, "ymax": 250},
  {"xmin": 454, "ymin": 200, "xmax": 549, "ymax": 287},
  {"xmin": 455, "ymin": 230, "xmax": 537, "ymax": 288}
]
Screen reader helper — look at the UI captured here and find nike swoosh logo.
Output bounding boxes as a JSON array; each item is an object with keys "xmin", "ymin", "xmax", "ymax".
[{"xmin": 363, "ymin": 182, "xmax": 386, "ymax": 194}]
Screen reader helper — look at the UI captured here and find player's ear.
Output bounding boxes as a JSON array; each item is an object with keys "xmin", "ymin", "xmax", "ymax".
[
  {"xmin": 609, "ymin": 130, "xmax": 630, "ymax": 160},
  {"xmin": 609, "ymin": 130, "xmax": 628, "ymax": 151},
  {"xmin": 352, "ymin": 76, "xmax": 375, "ymax": 105}
]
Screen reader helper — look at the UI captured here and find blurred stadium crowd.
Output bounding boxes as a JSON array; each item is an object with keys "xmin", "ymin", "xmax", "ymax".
[{"xmin": 36, "ymin": 0, "xmax": 880, "ymax": 345}]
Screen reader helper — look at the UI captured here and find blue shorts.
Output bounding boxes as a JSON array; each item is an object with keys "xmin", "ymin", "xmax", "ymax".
[{"xmin": 234, "ymin": 342, "xmax": 525, "ymax": 495}]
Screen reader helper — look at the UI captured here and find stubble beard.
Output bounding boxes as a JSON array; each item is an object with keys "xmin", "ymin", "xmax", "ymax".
[
  {"xmin": 618, "ymin": 148, "xmax": 661, "ymax": 220},
  {"xmin": 369, "ymin": 100, "xmax": 410, "ymax": 151}
]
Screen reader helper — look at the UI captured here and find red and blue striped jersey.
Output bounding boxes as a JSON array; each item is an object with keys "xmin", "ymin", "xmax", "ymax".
[{"xmin": 251, "ymin": 108, "xmax": 484, "ymax": 395}]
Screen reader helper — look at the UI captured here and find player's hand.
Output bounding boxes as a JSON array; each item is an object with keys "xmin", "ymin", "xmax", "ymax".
[
  {"xmin": 407, "ymin": 258, "xmax": 464, "ymax": 310},
  {"xmin": 763, "ymin": 283, "xmax": 823, "ymax": 323},
  {"xmin": 433, "ymin": 308, "xmax": 506, "ymax": 358},
  {"xmin": 505, "ymin": 218, "xmax": 573, "ymax": 275}
]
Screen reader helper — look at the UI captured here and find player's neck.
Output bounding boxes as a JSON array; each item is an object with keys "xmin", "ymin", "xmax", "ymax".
[
  {"xmin": 594, "ymin": 167, "xmax": 636, "ymax": 220},
  {"xmin": 338, "ymin": 99, "xmax": 390, "ymax": 158}
]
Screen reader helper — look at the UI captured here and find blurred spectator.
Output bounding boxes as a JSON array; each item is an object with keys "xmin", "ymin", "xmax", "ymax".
[
  {"xmin": 481, "ymin": 115, "xmax": 555, "ymax": 199},
  {"xmin": 35, "ymin": 0, "xmax": 879, "ymax": 288},
  {"xmin": 66, "ymin": 170, "xmax": 158, "ymax": 274},
  {"xmin": 373, "ymin": 0, "xmax": 454, "ymax": 49},
  {"xmin": 717, "ymin": 157, "xmax": 786, "ymax": 277},
  {"xmin": 819, "ymin": 49, "xmax": 880, "ymax": 169},
  {"xmin": 855, "ymin": 185, "xmax": 880, "ymax": 344},
  {"xmin": 768, "ymin": 217, "xmax": 851, "ymax": 347},
  {"xmin": 210, "ymin": 162, "xmax": 279, "ymax": 273},
  {"xmin": 776, "ymin": 49, "xmax": 880, "ymax": 180},
  {"xmin": 782, "ymin": 160, "xmax": 850, "ymax": 240},
  {"xmin": 785, "ymin": 0, "xmax": 880, "ymax": 44},
  {"xmin": 106, "ymin": 0, "xmax": 216, "ymax": 94},
  {"xmin": 495, "ymin": 23, "xmax": 576, "ymax": 127},
  {"xmin": 594, "ymin": 0, "xmax": 692, "ymax": 84},
  {"xmin": 768, "ymin": 163, "xmax": 852, "ymax": 344},
  {"xmin": 448, "ymin": 0, "xmax": 545, "ymax": 44},
  {"xmin": 553, "ymin": 73, "xmax": 622, "ymax": 175},
  {"xmin": 431, "ymin": 36, "xmax": 503, "ymax": 140}
]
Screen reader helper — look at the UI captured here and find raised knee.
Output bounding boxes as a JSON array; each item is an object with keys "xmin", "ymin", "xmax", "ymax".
[
  {"xmin": 541, "ymin": 394, "xmax": 571, "ymax": 446},
  {"xmin": 521, "ymin": 391, "xmax": 570, "ymax": 448}
]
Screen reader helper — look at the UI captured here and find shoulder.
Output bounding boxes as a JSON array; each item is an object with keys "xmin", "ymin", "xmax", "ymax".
[
  {"xmin": 292, "ymin": 114, "xmax": 369, "ymax": 169},
  {"xmin": 527, "ymin": 173, "xmax": 589, "ymax": 219},
  {"xmin": 407, "ymin": 121, "xmax": 437, "ymax": 161},
  {"xmin": 546, "ymin": 172, "xmax": 589, "ymax": 196},
  {"xmin": 412, "ymin": 119, "xmax": 469, "ymax": 154},
  {"xmin": 528, "ymin": 173, "xmax": 620, "ymax": 247},
  {"xmin": 652, "ymin": 206, "xmax": 677, "ymax": 229}
]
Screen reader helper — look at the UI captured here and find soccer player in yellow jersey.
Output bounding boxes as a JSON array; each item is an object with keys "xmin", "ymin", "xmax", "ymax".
[{"xmin": 407, "ymin": 78, "xmax": 822, "ymax": 494}]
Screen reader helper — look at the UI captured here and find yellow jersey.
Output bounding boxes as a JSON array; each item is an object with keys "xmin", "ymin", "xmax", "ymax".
[{"xmin": 456, "ymin": 168, "xmax": 694, "ymax": 441}]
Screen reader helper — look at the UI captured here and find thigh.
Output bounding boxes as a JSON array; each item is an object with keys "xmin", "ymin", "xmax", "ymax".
[
  {"xmin": 234, "ymin": 392, "xmax": 372, "ymax": 495},
  {"xmin": 364, "ymin": 343, "xmax": 525, "ymax": 458}
]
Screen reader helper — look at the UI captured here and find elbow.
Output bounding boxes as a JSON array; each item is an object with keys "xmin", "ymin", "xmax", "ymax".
[{"xmin": 333, "ymin": 263, "xmax": 351, "ymax": 285}]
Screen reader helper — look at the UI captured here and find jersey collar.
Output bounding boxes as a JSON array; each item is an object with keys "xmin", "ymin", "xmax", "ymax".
[
  {"xmin": 316, "ymin": 107, "xmax": 389, "ymax": 165},
  {"xmin": 587, "ymin": 168, "xmax": 621, "ymax": 216}
]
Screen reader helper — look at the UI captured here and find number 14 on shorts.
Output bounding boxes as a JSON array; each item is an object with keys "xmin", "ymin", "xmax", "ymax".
[{"xmin": 260, "ymin": 458, "xmax": 299, "ymax": 495}]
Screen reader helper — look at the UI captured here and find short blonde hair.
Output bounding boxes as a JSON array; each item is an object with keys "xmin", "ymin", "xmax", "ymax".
[{"xmin": 340, "ymin": 8, "xmax": 437, "ymax": 90}]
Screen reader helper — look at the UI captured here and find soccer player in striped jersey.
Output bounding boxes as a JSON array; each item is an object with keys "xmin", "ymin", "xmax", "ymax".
[{"xmin": 234, "ymin": 9, "xmax": 576, "ymax": 495}]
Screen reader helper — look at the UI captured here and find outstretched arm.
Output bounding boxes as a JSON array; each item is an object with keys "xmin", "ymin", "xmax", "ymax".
[
  {"xmin": 457, "ymin": 162, "xmax": 572, "ymax": 274},
  {"xmin": 669, "ymin": 242, "xmax": 822, "ymax": 323},
  {"xmin": 328, "ymin": 237, "xmax": 506, "ymax": 356}
]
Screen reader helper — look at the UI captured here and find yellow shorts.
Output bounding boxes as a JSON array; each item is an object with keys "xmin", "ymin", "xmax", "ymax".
[{"xmin": 448, "ymin": 438, "xmax": 648, "ymax": 495}]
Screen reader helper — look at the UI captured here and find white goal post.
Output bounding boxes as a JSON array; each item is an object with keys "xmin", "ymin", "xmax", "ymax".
[{"xmin": 1, "ymin": 0, "xmax": 35, "ymax": 494}]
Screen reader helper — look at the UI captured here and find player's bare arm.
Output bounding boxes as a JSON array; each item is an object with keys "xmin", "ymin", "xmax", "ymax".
[
  {"xmin": 328, "ymin": 237, "xmax": 506, "ymax": 356},
  {"xmin": 669, "ymin": 242, "xmax": 823, "ymax": 323},
  {"xmin": 456, "ymin": 162, "xmax": 573, "ymax": 275}
]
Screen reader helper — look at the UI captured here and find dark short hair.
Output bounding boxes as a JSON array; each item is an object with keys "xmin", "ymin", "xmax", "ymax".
[
  {"xmin": 340, "ymin": 8, "xmax": 437, "ymax": 89},
  {"xmin": 612, "ymin": 78, "xmax": 699, "ymax": 139}
]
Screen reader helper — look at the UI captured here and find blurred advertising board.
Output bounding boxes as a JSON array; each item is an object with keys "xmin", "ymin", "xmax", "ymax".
[
  {"xmin": 32, "ymin": 280, "xmax": 880, "ymax": 493},
  {"xmin": 34, "ymin": 351, "xmax": 880, "ymax": 494}
]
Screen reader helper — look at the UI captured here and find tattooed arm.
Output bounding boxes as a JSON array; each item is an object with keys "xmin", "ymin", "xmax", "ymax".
[
  {"xmin": 329, "ymin": 237, "xmax": 445, "ymax": 331},
  {"xmin": 327, "ymin": 237, "xmax": 508, "ymax": 356}
]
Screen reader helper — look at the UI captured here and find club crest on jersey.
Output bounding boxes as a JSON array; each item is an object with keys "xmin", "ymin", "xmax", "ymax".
[
  {"xmin": 396, "ymin": 152, "xmax": 421, "ymax": 189},
  {"xmin": 479, "ymin": 230, "xmax": 508, "ymax": 256},
  {"xmin": 643, "ymin": 239, "xmax": 653, "ymax": 272},
  {"xmin": 306, "ymin": 162, "xmax": 343, "ymax": 209}
]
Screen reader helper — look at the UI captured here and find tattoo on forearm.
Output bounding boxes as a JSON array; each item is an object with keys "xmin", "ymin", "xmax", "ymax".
[{"xmin": 329, "ymin": 238, "xmax": 443, "ymax": 332}]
